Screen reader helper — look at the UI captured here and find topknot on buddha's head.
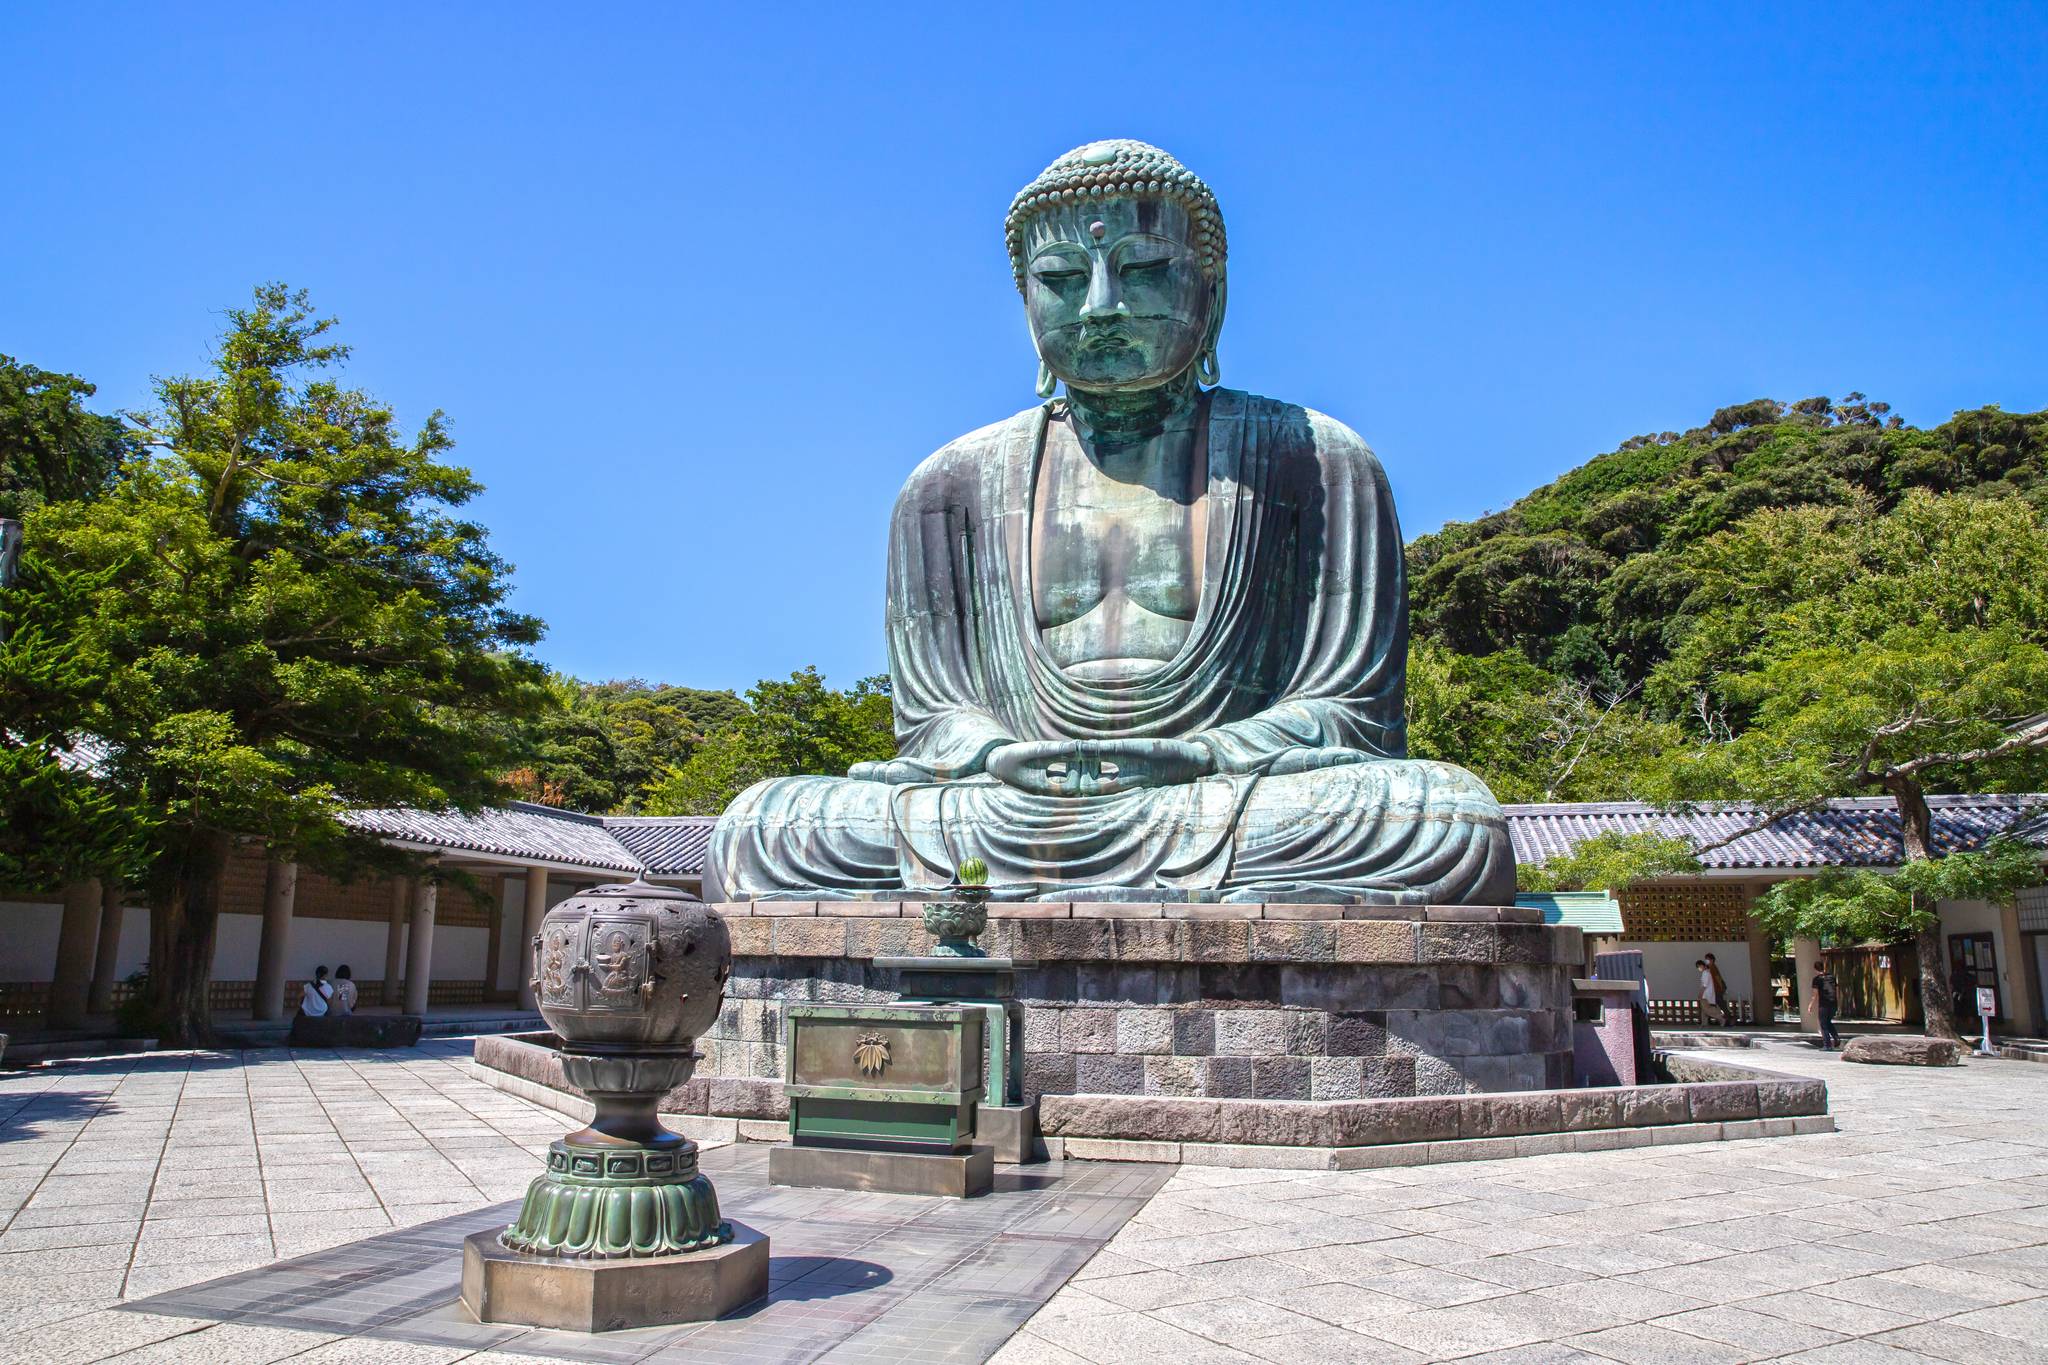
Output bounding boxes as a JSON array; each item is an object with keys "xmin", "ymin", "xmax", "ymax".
[{"xmin": 1004, "ymin": 140, "xmax": 1226, "ymax": 293}]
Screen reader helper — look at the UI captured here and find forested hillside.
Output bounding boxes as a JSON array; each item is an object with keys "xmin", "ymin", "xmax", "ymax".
[
  {"xmin": 1402, "ymin": 398, "xmax": 2048, "ymax": 804},
  {"xmin": 523, "ymin": 397, "xmax": 2048, "ymax": 815}
]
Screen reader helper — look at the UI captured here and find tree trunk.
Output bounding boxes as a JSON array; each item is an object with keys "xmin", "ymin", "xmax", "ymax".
[
  {"xmin": 1888, "ymin": 776, "xmax": 1959, "ymax": 1042},
  {"xmin": 149, "ymin": 828, "xmax": 233, "ymax": 1046}
]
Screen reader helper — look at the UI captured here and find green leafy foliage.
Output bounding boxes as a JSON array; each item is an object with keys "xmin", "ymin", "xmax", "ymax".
[
  {"xmin": 1643, "ymin": 490, "xmax": 2048, "ymax": 810},
  {"xmin": 640, "ymin": 668, "xmax": 896, "ymax": 816},
  {"xmin": 1409, "ymin": 398, "xmax": 2048, "ymax": 688},
  {"xmin": 0, "ymin": 553, "xmax": 150, "ymax": 888},
  {"xmin": 1515, "ymin": 832, "xmax": 1700, "ymax": 893},
  {"xmin": 19, "ymin": 285, "xmax": 548, "ymax": 1042},
  {"xmin": 509, "ymin": 675, "xmax": 748, "ymax": 813},
  {"xmin": 0, "ymin": 356, "xmax": 133, "ymax": 519},
  {"xmin": 1405, "ymin": 639, "xmax": 1678, "ymax": 802},
  {"xmin": 1754, "ymin": 839, "xmax": 2043, "ymax": 946}
]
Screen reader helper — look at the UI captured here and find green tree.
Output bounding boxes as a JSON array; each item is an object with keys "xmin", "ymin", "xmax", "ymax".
[
  {"xmin": 1407, "ymin": 399, "xmax": 2048, "ymax": 689},
  {"xmin": 641, "ymin": 668, "xmax": 896, "ymax": 815},
  {"xmin": 25, "ymin": 285, "xmax": 547, "ymax": 1043},
  {"xmin": 508, "ymin": 673, "xmax": 623, "ymax": 811},
  {"xmin": 1647, "ymin": 492, "xmax": 2048, "ymax": 1038},
  {"xmin": 1753, "ymin": 841, "xmax": 2042, "ymax": 1015},
  {"xmin": 0, "ymin": 554, "xmax": 149, "ymax": 889},
  {"xmin": 1406, "ymin": 640, "xmax": 1678, "ymax": 802},
  {"xmin": 1515, "ymin": 831, "xmax": 1700, "ymax": 893},
  {"xmin": 0, "ymin": 356, "xmax": 132, "ymax": 519},
  {"xmin": 510, "ymin": 676, "xmax": 747, "ymax": 813}
]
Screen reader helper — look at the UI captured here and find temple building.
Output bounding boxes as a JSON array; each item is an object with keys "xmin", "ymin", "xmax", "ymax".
[{"xmin": 3, "ymin": 795, "xmax": 2042, "ymax": 1039}]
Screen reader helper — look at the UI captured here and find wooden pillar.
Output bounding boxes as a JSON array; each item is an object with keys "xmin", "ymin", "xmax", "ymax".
[
  {"xmin": 1744, "ymin": 883, "xmax": 1775, "ymax": 1026},
  {"xmin": 403, "ymin": 872, "xmax": 436, "ymax": 1015},
  {"xmin": 1793, "ymin": 937, "xmax": 1824, "ymax": 1034},
  {"xmin": 47, "ymin": 879, "xmax": 101, "ymax": 1031},
  {"xmin": 383, "ymin": 878, "xmax": 409, "ymax": 1008},
  {"xmin": 484, "ymin": 873, "xmax": 508, "ymax": 1001},
  {"xmin": 251, "ymin": 857, "xmax": 299, "ymax": 1021},
  {"xmin": 519, "ymin": 865, "xmax": 549, "ymax": 1010},
  {"xmin": 87, "ymin": 881, "xmax": 127, "ymax": 1014}
]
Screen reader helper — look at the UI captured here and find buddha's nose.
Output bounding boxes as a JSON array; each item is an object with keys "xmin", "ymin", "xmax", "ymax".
[{"xmin": 1080, "ymin": 266, "xmax": 1130, "ymax": 323}]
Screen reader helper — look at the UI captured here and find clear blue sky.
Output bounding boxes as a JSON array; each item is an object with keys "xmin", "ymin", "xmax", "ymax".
[{"xmin": 5, "ymin": 3, "xmax": 2045, "ymax": 693}]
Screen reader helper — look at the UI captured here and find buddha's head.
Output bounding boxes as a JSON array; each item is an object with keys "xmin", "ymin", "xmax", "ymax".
[{"xmin": 1006, "ymin": 140, "xmax": 1226, "ymax": 398}]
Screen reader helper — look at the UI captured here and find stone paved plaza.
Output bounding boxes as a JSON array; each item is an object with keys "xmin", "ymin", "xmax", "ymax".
[{"xmin": 0, "ymin": 1040, "xmax": 2042, "ymax": 1362}]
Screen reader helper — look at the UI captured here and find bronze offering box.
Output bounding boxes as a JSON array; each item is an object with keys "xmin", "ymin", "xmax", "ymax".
[{"xmin": 784, "ymin": 1003, "xmax": 985, "ymax": 1153}]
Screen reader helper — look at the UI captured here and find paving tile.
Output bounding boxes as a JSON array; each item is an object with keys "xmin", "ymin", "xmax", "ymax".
[
  {"xmin": 96, "ymin": 1321, "xmax": 343, "ymax": 1362},
  {"xmin": 1567, "ymin": 1321, "xmax": 1751, "ymax": 1363},
  {"xmin": 1943, "ymin": 1297, "xmax": 2048, "ymax": 1340},
  {"xmin": 1150, "ymin": 1295, "xmax": 1329, "ymax": 1345},
  {"xmin": 1077, "ymin": 1268, "xmax": 1213, "ymax": 1310},
  {"xmin": 1872, "ymin": 1321, "xmax": 2045, "ymax": 1364},
  {"xmin": 1242, "ymin": 1323, "xmax": 1428, "ymax": 1363},
  {"xmin": 1658, "ymin": 1304, "xmax": 1847, "ymax": 1355},
  {"xmin": 1, "ymin": 1309, "xmax": 205, "ymax": 1364},
  {"xmin": 1748, "ymin": 1288, "xmax": 1934, "ymax": 1338},
  {"xmin": 986, "ymin": 1336, "xmax": 1095, "ymax": 1365},
  {"xmin": 1261, "ymin": 1280, "xmax": 1416, "ymax": 1324},
  {"xmin": 1029, "ymin": 1311, "xmax": 1261, "ymax": 1363}
]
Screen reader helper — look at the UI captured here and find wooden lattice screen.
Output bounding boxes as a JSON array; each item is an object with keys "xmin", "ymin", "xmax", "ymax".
[{"xmin": 1617, "ymin": 883, "xmax": 1751, "ymax": 942}]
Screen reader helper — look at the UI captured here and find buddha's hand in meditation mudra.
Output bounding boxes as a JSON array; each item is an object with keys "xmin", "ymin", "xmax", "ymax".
[{"xmin": 985, "ymin": 738, "xmax": 1212, "ymax": 797}]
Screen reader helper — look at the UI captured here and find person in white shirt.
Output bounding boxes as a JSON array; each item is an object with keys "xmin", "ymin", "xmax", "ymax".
[
  {"xmin": 1695, "ymin": 958, "xmax": 1727, "ymax": 1026},
  {"xmin": 299, "ymin": 965, "xmax": 333, "ymax": 1017},
  {"xmin": 331, "ymin": 964, "xmax": 358, "ymax": 1016}
]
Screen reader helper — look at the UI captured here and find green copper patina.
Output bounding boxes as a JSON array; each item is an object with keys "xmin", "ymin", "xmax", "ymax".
[
  {"xmin": 709, "ymin": 140, "xmax": 1514, "ymax": 905},
  {"xmin": 922, "ymin": 857, "xmax": 991, "ymax": 956}
]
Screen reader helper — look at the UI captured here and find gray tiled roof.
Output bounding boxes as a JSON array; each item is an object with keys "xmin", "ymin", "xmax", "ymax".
[
  {"xmin": 604, "ymin": 817, "xmax": 719, "ymax": 878},
  {"xmin": 1504, "ymin": 794, "xmax": 2047, "ymax": 870},
  {"xmin": 344, "ymin": 803, "xmax": 642, "ymax": 874},
  {"xmin": 341, "ymin": 793, "xmax": 2047, "ymax": 880}
]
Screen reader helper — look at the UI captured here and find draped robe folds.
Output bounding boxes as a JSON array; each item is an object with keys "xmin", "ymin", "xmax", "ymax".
[{"xmin": 708, "ymin": 388, "xmax": 1515, "ymax": 904}]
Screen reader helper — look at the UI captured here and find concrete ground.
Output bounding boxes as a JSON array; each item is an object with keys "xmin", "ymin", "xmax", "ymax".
[
  {"xmin": 0, "ymin": 1041, "xmax": 2042, "ymax": 1363},
  {"xmin": 994, "ymin": 1043, "xmax": 2048, "ymax": 1365}
]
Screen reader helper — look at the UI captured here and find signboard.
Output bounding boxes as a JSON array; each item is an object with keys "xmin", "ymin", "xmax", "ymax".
[{"xmin": 1977, "ymin": 986, "xmax": 1998, "ymax": 1017}]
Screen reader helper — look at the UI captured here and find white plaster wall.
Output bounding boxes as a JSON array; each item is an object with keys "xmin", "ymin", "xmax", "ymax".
[
  {"xmin": 495, "ymin": 880, "xmax": 527, "ymax": 989},
  {"xmin": 283, "ymin": 919, "xmax": 396, "ymax": 982},
  {"xmin": 113, "ymin": 905, "xmax": 148, "ymax": 978},
  {"xmin": 431, "ymin": 923, "xmax": 488, "ymax": 982},
  {"xmin": 211, "ymin": 913, "xmax": 265, "ymax": 979},
  {"xmin": 1625, "ymin": 940, "xmax": 1754, "ymax": 1006},
  {"xmin": 0, "ymin": 901, "xmax": 64, "ymax": 978}
]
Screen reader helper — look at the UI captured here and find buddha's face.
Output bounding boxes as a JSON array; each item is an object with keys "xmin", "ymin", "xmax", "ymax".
[{"xmin": 1024, "ymin": 197, "xmax": 1215, "ymax": 394}]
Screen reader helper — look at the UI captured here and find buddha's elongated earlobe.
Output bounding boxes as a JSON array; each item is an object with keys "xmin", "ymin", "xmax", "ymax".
[
  {"xmin": 1036, "ymin": 357, "xmax": 1057, "ymax": 399},
  {"xmin": 1196, "ymin": 276, "xmax": 1227, "ymax": 388}
]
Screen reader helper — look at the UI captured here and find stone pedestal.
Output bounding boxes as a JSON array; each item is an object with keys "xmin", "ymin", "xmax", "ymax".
[
  {"xmin": 770, "ymin": 1142, "xmax": 994, "ymax": 1198},
  {"xmin": 462, "ymin": 1224, "xmax": 768, "ymax": 1332},
  {"xmin": 976, "ymin": 1104, "xmax": 1039, "ymax": 1164}
]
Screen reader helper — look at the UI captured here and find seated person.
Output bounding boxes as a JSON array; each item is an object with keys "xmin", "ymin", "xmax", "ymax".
[
  {"xmin": 299, "ymin": 965, "xmax": 333, "ymax": 1017},
  {"xmin": 330, "ymin": 964, "xmax": 357, "ymax": 1016}
]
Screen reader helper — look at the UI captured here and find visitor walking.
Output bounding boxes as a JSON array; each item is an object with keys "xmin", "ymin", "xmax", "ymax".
[
  {"xmin": 1811, "ymin": 966, "xmax": 1841, "ymax": 1050},
  {"xmin": 331, "ymin": 964, "xmax": 358, "ymax": 1016},
  {"xmin": 1696, "ymin": 958, "xmax": 1727, "ymax": 1025},
  {"xmin": 299, "ymin": 965, "xmax": 333, "ymax": 1017},
  {"xmin": 1705, "ymin": 953, "xmax": 1731, "ymax": 1023}
]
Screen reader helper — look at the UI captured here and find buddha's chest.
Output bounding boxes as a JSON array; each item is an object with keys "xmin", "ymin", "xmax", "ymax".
[{"xmin": 1029, "ymin": 425, "xmax": 1206, "ymax": 671}]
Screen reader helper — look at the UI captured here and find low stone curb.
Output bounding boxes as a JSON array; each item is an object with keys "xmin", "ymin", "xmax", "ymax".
[
  {"xmin": 472, "ymin": 1033, "xmax": 1831, "ymax": 1168},
  {"xmin": 1037, "ymin": 1058, "xmax": 1825, "ymax": 1150},
  {"xmin": 1047, "ymin": 1115, "xmax": 1837, "ymax": 1170}
]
